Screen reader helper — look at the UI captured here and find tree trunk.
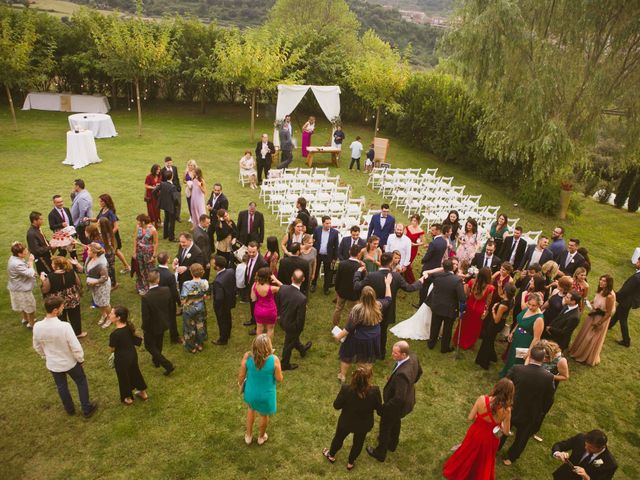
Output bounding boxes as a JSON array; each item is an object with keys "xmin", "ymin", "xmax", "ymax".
[
  {"xmin": 559, "ymin": 189, "xmax": 571, "ymax": 220},
  {"xmin": 374, "ymin": 105, "xmax": 380, "ymax": 136},
  {"xmin": 200, "ymin": 87, "xmax": 206, "ymax": 114},
  {"xmin": 250, "ymin": 90, "xmax": 256, "ymax": 142},
  {"xmin": 135, "ymin": 77, "xmax": 142, "ymax": 137},
  {"xmin": 5, "ymin": 85, "xmax": 17, "ymax": 130},
  {"xmin": 111, "ymin": 78, "xmax": 117, "ymax": 110}
]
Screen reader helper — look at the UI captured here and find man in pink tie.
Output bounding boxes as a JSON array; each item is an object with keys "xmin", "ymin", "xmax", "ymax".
[
  {"xmin": 237, "ymin": 202, "xmax": 265, "ymax": 247},
  {"xmin": 47, "ymin": 195, "xmax": 77, "ymax": 259}
]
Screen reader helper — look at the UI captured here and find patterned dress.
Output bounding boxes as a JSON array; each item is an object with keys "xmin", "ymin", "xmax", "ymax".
[
  {"xmin": 456, "ymin": 232, "xmax": 479, "ymax": 264},
  {"xmin": 135, "ymin": 226, "xmax": 155, "ymax": 294},
  {"xmin": 181, "ymin": 279, "xmax": 209, "ymax": 351}
]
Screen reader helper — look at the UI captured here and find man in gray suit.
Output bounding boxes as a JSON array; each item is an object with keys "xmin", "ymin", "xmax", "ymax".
[
  {"xmin": 192, "ymin": 214, "xmax": 211, "ymax": 281},
  {"xmin": 277, "ymin": 119, "xmax": 294, "ymax": 169}
]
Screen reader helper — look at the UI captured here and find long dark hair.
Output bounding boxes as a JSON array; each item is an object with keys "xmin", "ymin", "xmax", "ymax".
[
  {"xmin": 99, "ymin": 193, "xmax": 116, "ymax": 214},
  {"xmin": 113, "ymin": 305, "xmax": 135, "ymax": 335},
  {"xmin": 465, "ymin": 218, "xmax": 478, "ymax": 234},
  {"xmin": 350, "ymin": 365, "xmax": 373, "ymax": 399},
  {"xmin": 597, "ymin": 274, "xmax": 614, "ymax": 297},
  {"xmin": 472, "ymin": 267, "xmax": 492, "ymax": 297},
  {"xmin": 266, "ymin": 236, "xmax": 279, "ymax": 256},
  {"xmin": 489, "ymin": 378, "xmax": 514, "ymax": 414},
  {"xmin": 98, "ymin": 217, "xmax": 116, "ymax": 253}
]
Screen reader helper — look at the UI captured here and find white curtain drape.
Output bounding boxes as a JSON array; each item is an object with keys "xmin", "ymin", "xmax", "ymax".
[
  {"xmin": 310, "ymin": 86, "xmax": 341, "ymax": 122},
  {"xmin": 275, "ymin": 84, "xmax": 341, "ymax": 122}
]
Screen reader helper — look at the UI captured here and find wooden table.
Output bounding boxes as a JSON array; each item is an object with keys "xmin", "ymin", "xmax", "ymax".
[{"xmin": 305, "ymin": 146, "xmax": 341, "ymax": 167}]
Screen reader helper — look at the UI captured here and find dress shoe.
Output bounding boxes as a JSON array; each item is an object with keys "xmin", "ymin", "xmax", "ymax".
[
  {"xmin": 212, "ymin": 339, "xmax": 228, "ymax": 346},
  {"xmin": 300, "ymin": 341, "xmax": 312, "ymax": 358},
  {"xmin": 282, "ymin": 363, "xmax": 299, "ymax": 371},
  {"xmin": 366, "ymin": 447, "xmax": 384, "ymax": 462},
  {"xmin": 83, "ymin": 402, "xmax": 98, "ymax": 418},
  {"xmin": 243, "ymin": 320, "xmax": 255, "ymax": 326},
  {"xmin": 616, "ymin": 340, "xmax": 630, "ymax": 347},
  {"xmin": 310, "ymin": 285, "xmax": 317, "ymax": 293},
  {"xmin": 248, "ymin": 328, "xmax": 256, "ymax": 335},
  {"xmin": 164, "ymin": 366, "xmax": 176, "ymax": 376},
  {"xmin": 66, "ymin": 409, "xmax": 76, "ymax": 416}
]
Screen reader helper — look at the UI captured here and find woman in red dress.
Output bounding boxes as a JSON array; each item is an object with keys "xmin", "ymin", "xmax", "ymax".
[
  {"xmin": 144, "ymin": 164, "xmax": 161, "ymax": 228},
  {"xmin": 443, "ymin": 378, "xmax": 513, "ymax": 480},
  {"xmin": 490, "ymin": 262, "xmax": 513, "ymax": 305},
  {"xmin": 453, "ymin": 267, "xmax": 494, "ymax": 350},
  {"xmin": 403, "ymin": 213, "xmax": 424, "ymax": 283}
]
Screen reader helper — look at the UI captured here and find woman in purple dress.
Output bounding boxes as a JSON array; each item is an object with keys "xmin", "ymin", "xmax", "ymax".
[
  {"xmin": 190, "ymin": 167, "xmax": 206, "ymax": 227},
  {"xmin": 301, "ymin": 116, "xmax": 316, "ymax": 158},
  {"xmin": 184, "ymin": 159, "xmax": 198, "ymax": 219},
  {"xmin": 251, "ymin": 267, "xmax": 282, "ymax": 340}
]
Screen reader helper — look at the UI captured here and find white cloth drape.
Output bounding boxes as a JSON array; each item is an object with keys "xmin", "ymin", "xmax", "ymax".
[
  {"xmin": 275, "ymin": 84, "xmax": 341, "ymax": 122},
  {"xmin": 310, "ymin": 86, "xmax": 341, "ymax": 122}
]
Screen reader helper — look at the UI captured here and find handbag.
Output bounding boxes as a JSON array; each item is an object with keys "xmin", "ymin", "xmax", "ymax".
[
  {"xmin": 108, "ymin": 352, "xmax": 115, "ymax": 368},
  {"xmin": 130, "ymin": 256, "xmax": 139, "ymax": 278}
]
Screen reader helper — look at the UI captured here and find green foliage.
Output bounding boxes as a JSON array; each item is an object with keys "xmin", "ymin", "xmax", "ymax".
[
  {"xmin": 614, "ymin": 169, "xmax": 637, "ymax": 209},
  {"xmin": 627, "ymin": 176, "xmax": 640, "ymax": 213},
  {"xmin": 0, "ymin": 9, "xmax": 36, "ymax": 88}
]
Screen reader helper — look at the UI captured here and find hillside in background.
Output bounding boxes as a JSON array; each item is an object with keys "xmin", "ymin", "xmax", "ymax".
[
  {"xmin": 67, "ymin": 0, "xmax": 442, "ymax": 66},
  {"xmin": 368, "ymin": 0, "xmax": 454, "ymax": 16}
]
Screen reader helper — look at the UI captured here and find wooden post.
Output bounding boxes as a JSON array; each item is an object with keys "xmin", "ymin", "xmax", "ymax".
[
  {"xmin": 6, "ymin": 85, "xmax": 17, "ymax": 130},
  {"xmin": 135, "ymin": 77, "xmax": 142, "ymax": 137},
  {"xmin": 250, "ymin": 90, "xmax": 256, "ymax": 142}
]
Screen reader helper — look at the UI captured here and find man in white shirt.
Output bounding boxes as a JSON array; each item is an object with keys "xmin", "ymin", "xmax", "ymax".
[
  {"xmin": 32, "ymin": 296, "xmax": 97, "ymax": 417},
  {"xmin": 385, "ymin": 224, "xmax": 412, "ymax": 273},
  {"xmin": 348, "ymin": 136, "xmax": 364, "ymax": 171}
]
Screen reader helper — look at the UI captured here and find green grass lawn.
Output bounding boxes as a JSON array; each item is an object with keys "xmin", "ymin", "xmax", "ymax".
[{"xmin": 0, "ymin": 102, "xmax": 638, "ymax": 479}]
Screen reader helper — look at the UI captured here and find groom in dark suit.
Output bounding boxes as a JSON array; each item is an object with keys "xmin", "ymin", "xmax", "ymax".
[
  {"xmin": 367, "ymin": 341, "xmax": 422, "ymax": 462},
  {"xmin": 557, "ymin": 239, "xmax": 586, "ymax": 277},
  {"xmin": 427, "ymin": 258, "xmax": 466, "ymax": 353},
  {"xmin": 211, "ymin": 256, "xmax": 237, "ymax": 346},
  {"xmin": 544, "ymin": 290, "xmax": 581, "ymax": 350},
  {"xmin": 608, "ymin": 257, "xmax": 640, "ymax": 347},
  {"xmin": 278, "ymin": 269, "xmax": 312, "ymax": 370},
  {"xmin": 255, "ymin": 133, "xmax": 276, "ymax": 184},
  {"xmin": 471, "ymin": 240, "xmax": 502, "ymax": 274},
  {"xmin": 141, "ymin": 270, "xmax": 175, "ymax": 376},
  {"xmin": 551, "ymin": 429, "xmax": 617, "ymax": 480},
  {"xmin": 174, "ymin": 232, "xmax": 205, "ymax": 290}
]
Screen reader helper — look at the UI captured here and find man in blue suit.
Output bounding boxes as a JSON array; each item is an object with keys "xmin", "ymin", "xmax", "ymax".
[
  {"xmin": 312, "ymin": 215, "xmax": 340, "ymax": 295},
  {"xmin": 338, "ymin": 225, "xmax": 366, "ymax": 260},
  {"xmin": 367, "ymin": 203, "xmax": 395, "ymax": 248}
]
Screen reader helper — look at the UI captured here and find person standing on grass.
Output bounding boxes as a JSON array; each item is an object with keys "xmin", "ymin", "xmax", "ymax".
[
  {"xmin": 278, "ymin": 269, "xmax": 312, "ymax": 371},
  {"xmin": 156, "ymin": 252, "xmax": 182, "ymax": 344},
  {"xmin": 608, "ymin": 256, "xmax": 640, "ymax": 348},
  {"xmin": 239, "ymin": 334, "xmax": 283, "ymax": 446},
  {"xmin": 141, "ymin": 270, "xmax": 175, "ymax": 376},
  {"xmin": 212, "ymin": 255, "xmax": 237, "ymax": 346},
  {"xmin": 322, "ymin": 365, "xmax": 382, "ymax": 471},
  {"xmin": 32, "ymin": 296, "xmax": 98, "ymax": 418},
  {"xmin": 155, "ymin": 170, "xmax": 178, "ymax": 242},
  {"xmin": 365, "ymin": 143, "xmax": 375, "ymax": 172},
  {"xmin": 108, "ymin": 306, "xmax": 148, "ymax": 406},
  {"xmin": 70, "ymin": 179, "xmax": 93, "ymax": 245},
  {"xmin": 7, "ymin": 241, "xmax": 37, "ymax": 329},
  {"xmin": 348, "ymin": 136, "xmax": 363, "ymax": 171}
]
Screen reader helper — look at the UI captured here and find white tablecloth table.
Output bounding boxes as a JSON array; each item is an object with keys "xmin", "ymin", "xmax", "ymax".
[
  {"xmin": 22, "ymin": 93, "xmax": 110, "ymax": 113},
  {"xmin": 63, "ymin": 130, "xmax": 101, "ymax": 169},
  {"xmin": 68, "ymin": 113, "xmax": 117, "ymax": 138}
]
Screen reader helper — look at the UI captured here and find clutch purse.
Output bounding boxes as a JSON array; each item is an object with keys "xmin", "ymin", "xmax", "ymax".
[
  {"xmin": 108, "ymin": 352, "xmax": 115, "ymax": 368},
  {"xmin": 515, "ymin": 347, "xmax": 529, "ymax": 359}
]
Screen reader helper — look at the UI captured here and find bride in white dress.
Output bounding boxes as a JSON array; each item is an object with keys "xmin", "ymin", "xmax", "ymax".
[{"xmin": 391, "ymin": 283, "xmax": 434, "ymax": 340}]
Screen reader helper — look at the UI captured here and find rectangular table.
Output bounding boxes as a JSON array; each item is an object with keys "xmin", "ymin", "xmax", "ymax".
[
  {"xmin": 305, "ymin": 146, "xmax": 341, "ymax": 167},
  {"xmin": 23, "ymin": 93, "xmax": 111, "ymax": 113}
]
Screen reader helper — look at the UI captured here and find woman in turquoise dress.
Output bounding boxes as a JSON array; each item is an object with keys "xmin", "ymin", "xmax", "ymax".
[
  {"xmin": 499, "ymin": 292, "xmax": 544, "ymax": 377},
  {"xmin": 181, "ymin": 263, "xmax": 209, "ymax": 353},
  {"xmin": 239, "ymin": 334, "xmax": 283, "ymax": 446},
  {"xmin": 133, "ymin": 214, "xmax": 158, "ymax": 294}
]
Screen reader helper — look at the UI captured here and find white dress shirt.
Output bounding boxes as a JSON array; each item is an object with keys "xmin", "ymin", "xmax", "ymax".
[
  {"xmin": 385, "ymin": 234, "xmax": 412, "ymax": 267},
  {"xmin": 531, "ymin": 248, "xmax": 543, "ymax": 266},
  {"xmin": 32, "ymin": 316, "xmax": 84, "ymax": 372}
]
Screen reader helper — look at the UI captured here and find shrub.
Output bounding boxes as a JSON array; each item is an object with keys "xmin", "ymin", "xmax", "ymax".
[
  {"xmin": 613, "ymin": 169, "xmax": 636, "ymax": 208},
  {"xmin": 627, "ymin": 176, "xmax": 640, "ymax": 213}
]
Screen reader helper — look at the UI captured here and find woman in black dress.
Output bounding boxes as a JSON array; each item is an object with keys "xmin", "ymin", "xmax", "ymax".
[
  {"xmin": 322, "ymin": 365, "xmax": 382, "ymax": 470},
  {"xmin": 334, "ymin": 274, "xmax": 392, "ymax": 382},
  {"xmin": 40, "ymin": 256, "xmax": 85, "ymax": 337},
  {"xmin": 215, "ymin": 208, "xmax": 238, "ymax": 265},
  {"xmin": 475, "ymin": 283, "xmax": 516, "ymax": 370},
  {"xmin": 542, "ymin": 275, "xmax": 573, "ymax": 328},
  {"xmin": 442, "ymin": 210, "xmax": 461, "ymax": 243},
  {"xmin": 108, "ymin": 306, "xmax": 148, "ymax": 405}
]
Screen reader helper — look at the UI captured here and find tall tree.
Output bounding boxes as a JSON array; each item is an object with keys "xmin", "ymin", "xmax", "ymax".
[
  {"xmin": 214, "ymin": 28, "xmax": 304, "ymax": 141},
  {"xmin": 348, "ymin": 29, "xmax": 411, "ymax": 134},
  {"xmin": 0, "ymin": 10, "xmax": 37, "ymax": 129},
  {"xmin": 445, "ymin": 0, "xmax": 640, "ymax": 217},
  {"xmin": 92, "ymin": 5, "xmax": 175, "ymax": 136}
]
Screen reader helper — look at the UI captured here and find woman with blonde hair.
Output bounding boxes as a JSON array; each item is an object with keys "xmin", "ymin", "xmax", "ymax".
[
  {"xmin": 239, "ymin": 334, "xmax": 283, "ymax": 445},
  {"xmin": 281, "ymin": 219, "xmax": 305, "ymax": 256},
  {"xmin": 41, "ymin": 255, "xmax": 85, "ymax": 337},
  {"xmin": 572, "ymin": 267, "xmax": 590, "ymax": 311},
  {"xmin": 323, "ymin": 365, "xmax": 382, "ymax": 470},
  {"xmin": 500, "ymin": 292, "xmax": 544, "ymax": 377},
  {"xmin": 335, "ymin": 274, "xmax": 392, "ymax": 382},
  {"xmin": 443, "ymin": 378, "xmax": 513, "ymax": 479},
  {"xmin": 184, "ymin": 159, "xmax": 198, "ymax": 217},
  {"xmin": 239, "ymin": 150, "xmax": 258, "ymax": 189},
  {"xmin": 85, "ymin": 242, "xmax": 112, "ymax": 327}
]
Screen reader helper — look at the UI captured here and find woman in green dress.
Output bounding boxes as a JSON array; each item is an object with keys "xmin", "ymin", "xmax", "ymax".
[
  {"xmin": 358, "ymin": 235, "xmax": 382, "ymax": 273},
  {"xmin": 499, "ymin": 292, "xmax": 544, "ymax": 377},
  {"xmin": 485, "ymin": 213, "xmax": 509, "ymax": 254},
  {"xmin": 239, "ymin": 334, "xmax": 284, "ymax": 446}
]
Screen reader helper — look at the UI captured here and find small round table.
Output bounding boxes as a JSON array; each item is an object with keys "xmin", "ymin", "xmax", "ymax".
[
  {"xmin": 63, "ymin": 130, "xmax": 101, "ymax": 169},
  {"xmin": 68, "ymin": 113, "xmax": 118, "ymax": 138}
]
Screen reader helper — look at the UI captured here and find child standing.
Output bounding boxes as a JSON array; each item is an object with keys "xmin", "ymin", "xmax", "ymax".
[{"xmin": 365, "ymin": 143, "xmax": 375, "ymax": 172}]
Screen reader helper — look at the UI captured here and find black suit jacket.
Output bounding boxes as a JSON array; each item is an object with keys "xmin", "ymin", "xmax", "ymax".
[
  {"xmin": 334, "ymin": 258, "xmax": 361, "ymax": 301},
  {"xmin": 313, "ymin": 227, "xmax": 340, "ymax": 261},
  {"xmin": 255, "ymin": 141, "xmax": 275, "ymax": 165},
  {"xmin": 141, "ymin": 286, "xmax": 171, "ymax": 334},
  {"xmin": 155, "ymin": 181, "xmax": 178, "ymax": 213},
  {"xmin": 383, "ymin": 355, "xmax": 422, "ymax": 418},
  {"xmin": 213, "ymin": 268, "xmax": 237, "ymax": 311},
  {"xmin": 338, "ymin": 237, "xmax": 366, "ymax": 261},
  {"xmin": 26, "ymin": 225, "xmax": 51, "ymax": 260},
  {"xmin": 552, "ymin": 433, "xmax": 618, "ymax": 480},
  {"xmin": 506, "ymin": 364, "xmax": 555, "ymax": 427},
  {"xmin": 277, "ymin": 255, "xmax": 309, "ymax": 293},
  {"xmin": 499, "ymin": 235, "xmax": 527, "ymax": 269},
  {"xmin": 334, "ymin": 384, "xmax": 382, "ymax": 433},
  {"xmin": 48, "ymin": 207, "xmax": 73, "ymax": 232},
  {"xmin": 471, "ymin": 252, "xmax": 502, "ymax": 274},
  {"xmin": 207, "ymin": 192, "xmax": 229, "ymax": 219},
  {"xmin": 245, "ymin": 254, "xmax": 268, "ymax": 286},
  {"xmin": 616, "ymin": 270, "xmax": 640, "ymax": 308},
  {"xmin": 521, "ymin": 245, "xmax": 554, "ymax": 270},
  {"xmin": 237, "ymin": 210, "xmax": 265, "ymax": 245},
  {"xmin": 421, "ymin": 236, "xmax": 447, "ymax": 270},
  {"xmin": 277, "ymin": 284, "xmax": 307, "ymax": 332},
  {"xmin": 427, "ymin": 271, "xmax": 466, "ymax": 319},
  {"xmin": 176, "ymin": 243, "xmax": 205, "ymax": 287},
  {"xmin": 163, "ymin": 165, "xmax": 181, "ymax": 192},
  {"xmin": 547, "ymin": 307, "xmax": 581, "ymax": 350},
  {"xmin": 354, "ymin": 268, "xmax": 421, "ymax": 324},
  {"xmin": 557, "ymin": 251, "xmax": 586, "ymax": 277},
  {"xmin": 157, "ymin": 266, "xmax": 180, "ymax": 308},
  {"xmin": 192, "ymin": 226, "xmax": 211, "ymax": 267}
]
